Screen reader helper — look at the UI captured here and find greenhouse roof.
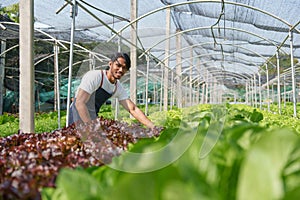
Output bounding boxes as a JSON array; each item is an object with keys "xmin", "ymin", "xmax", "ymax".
[{"xmin": 1, "ymin": 0, "xmax": 300, "ymax": 87}]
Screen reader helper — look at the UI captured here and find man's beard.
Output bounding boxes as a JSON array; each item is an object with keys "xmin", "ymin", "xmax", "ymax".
[{"xmin": 113, "ymin": 71, "xmax": 123, "ymax": 80}]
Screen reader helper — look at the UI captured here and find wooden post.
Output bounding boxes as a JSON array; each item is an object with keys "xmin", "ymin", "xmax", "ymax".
[
  {"xmin": 19, "ymin": 0, "xmax": 34, "ymax": 133},
  {"xmin": 130, "ymin": 0, "xmax": 137, "ymax": 107},
  {"xmin": 163, "ymin": 7, "xmax": 171, "ymax": 111}
]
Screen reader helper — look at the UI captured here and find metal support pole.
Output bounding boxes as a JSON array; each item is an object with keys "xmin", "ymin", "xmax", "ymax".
[
  {"xmin": 251, "ymin": 79, "xmax": 254, "ymax": 106},
  {"xmin": 250, "ymin": 81, "xmax": 252, "ymax": 105},
  {"xmin": 276, "ymin": 51, "xmax": 281, "ymax": 114},
  {"xmin": 0, "ymin": 40, "xmax": 6, "ymax": 115},
  {"xmin": 219, "ymin": 83, "xmax": 223, "ymax": 103},
  {"xmin": 289, "ymin": 30, "xmax": 297, "ymax": 117},
  {"xmin": 153, "ymin": 82, "xmax": 156, "ymax": 103},
  {"xmin": 196, "ymin": 81, "xmax": 200, "ymax": 104},
  {"xmin": 170, "ymin": 70, "xmax": 174, "ymax": 109},
  {"xmin": 201, "ymin": 83, "xmax": 205, "ymax": 104},
  {"xmin": 19, "ymin": 0, "xmax": 34, "ymax": 133},
  {"xmin": 283, "ymin": 75, "xmax": 286, "ymax": 108},
  {"xmin": 54, "ymin": 42, "xmax": 61, "ymax": 128},
  {"xmin": 115, "ymin": 36, "xmax": 122, "ymax": 120},
  {"xmin": 66, "ymin": 0, "xmax": 77, "ymax": 126},
  {"xmin": 245, "ymin": 82, "xmax": 248, "ymax": 104},
  {"xmin": 248, "ymin": 81, "xmax": 251, "ymax": 106},
  {"xmin": 250, "ymin": 78, "xmax": 253, "ymax": 106},
  {"xmin": 272, "ymin": 83, "xmax": 274, "ymax": 105},
  {"xmin": 88, "ymin": 52, "xmax": 95, "ymax": 70},
  {"xmin": 210, "ymin": 77, "xmax": 213, "ymax": 103},
  {"xmin": 265, "ymin": 64, "xmax": 270, "ymax": 112},
  {"xmin": 205, "ymin": 83, "xmax": 208, "ymax": 104},
  {"xmin": 190, "ymin": 79, "xmax": 193, "ymax": 105},
  {"xmin": 259, "ymin": 73, "xmax": 262, "ymax": 110},
  {"xmin": 145, "ymin": 53, "xmax": 150, "ymax": 115},
  {"xmin": 163, "ymin": 7, "xmax": 171, "ymax": 111},
  {"xmin": 254, "ymin": 74, "xmax": 257, "ymax": 108},
  {"xmin": 176, "ymin": 28, "xmax": 182, "ymax": 108},
  {"xmin": 196, "ymin": 59, "xmax": 201, "ymax": 104},
  {"xmin": 159, "ymin": 64, "xmax": 163, "ymax": 111},
  {"xmin": 163, "ymin": 67, "xmax": 169, "ymax": 110},
  {"xmin": 189, "ymin": 49, "xmax": 193, "ymax": 106},
  {"xmin": 213, "ymin": 78, "xmax": 216, "ymax": 104},
  {"xmin": 205, "ymin": 74, "xmax": 209, "ymax": 104}
]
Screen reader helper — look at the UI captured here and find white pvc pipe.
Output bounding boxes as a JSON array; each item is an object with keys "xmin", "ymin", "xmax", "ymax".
[
  {"xmin": 289, "ymin": 30, "xmax": 297, "ymax": 117},
  {"xmin": 66, "ymin": 0, "xmax": 77, "ymax": 126}
]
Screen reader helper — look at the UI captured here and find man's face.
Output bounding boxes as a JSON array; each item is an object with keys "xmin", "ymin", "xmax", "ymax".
[{"xmin": 109, "ymin": 57, "xmax": 128, "ymax": 80}]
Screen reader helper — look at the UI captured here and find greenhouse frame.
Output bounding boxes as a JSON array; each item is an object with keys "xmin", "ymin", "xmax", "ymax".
[{"xmin": 1, "ymin": 0, "xmax": 300, "ymax": 132}]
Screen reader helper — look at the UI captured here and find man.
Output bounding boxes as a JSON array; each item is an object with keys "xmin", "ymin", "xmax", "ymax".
[{"xmin": 68, "ymin": 52, "xmax": 155, "ymax": 129}]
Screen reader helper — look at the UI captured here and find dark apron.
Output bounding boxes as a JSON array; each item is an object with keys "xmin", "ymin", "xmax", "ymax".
[{"xmin": 68, "ymin": 70, "xmax": 117, "ymax": 125}]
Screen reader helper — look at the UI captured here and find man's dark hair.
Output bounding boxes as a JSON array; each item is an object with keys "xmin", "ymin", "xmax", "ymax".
[{"xmin": 111, "ymin": 52, "xmax": 131, "ymax": 70}]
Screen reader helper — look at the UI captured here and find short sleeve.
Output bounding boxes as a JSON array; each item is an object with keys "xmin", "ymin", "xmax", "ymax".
[{"xmin": 77, "ymin": 70, "xmax": 102, "ymax": 95}]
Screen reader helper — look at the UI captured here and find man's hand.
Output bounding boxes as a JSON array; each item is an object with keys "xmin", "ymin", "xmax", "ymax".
[{"xmin": 119, "ymin": 99, "xmax": 155, "ymax": 129}]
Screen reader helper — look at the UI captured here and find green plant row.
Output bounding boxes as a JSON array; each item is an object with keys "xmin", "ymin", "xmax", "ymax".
[
  {"xmin": 0, "ymin": 111, "xmax": 67, "ymax": 137},
  {"xmin": 39, "ymin": 103, "xmax": 300, "ymax": 200}
]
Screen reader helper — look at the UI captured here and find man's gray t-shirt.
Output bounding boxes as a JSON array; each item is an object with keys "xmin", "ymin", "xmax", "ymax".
[
  {"xmin": 76, "ymin": 70, "xmax": 128, "ymax": 100},
  {"xmin": 70, "ymin": 70, "xmax": 129, "ymax": 122}
]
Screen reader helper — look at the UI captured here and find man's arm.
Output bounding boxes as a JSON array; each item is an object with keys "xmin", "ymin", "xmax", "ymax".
[
  {"xmin": 119, "ymin": 99, "xmax": 155, "ymax": 129},
  {"xmin": 75, "ymin": 88, "xmax": 92, "ymax": 123}
]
